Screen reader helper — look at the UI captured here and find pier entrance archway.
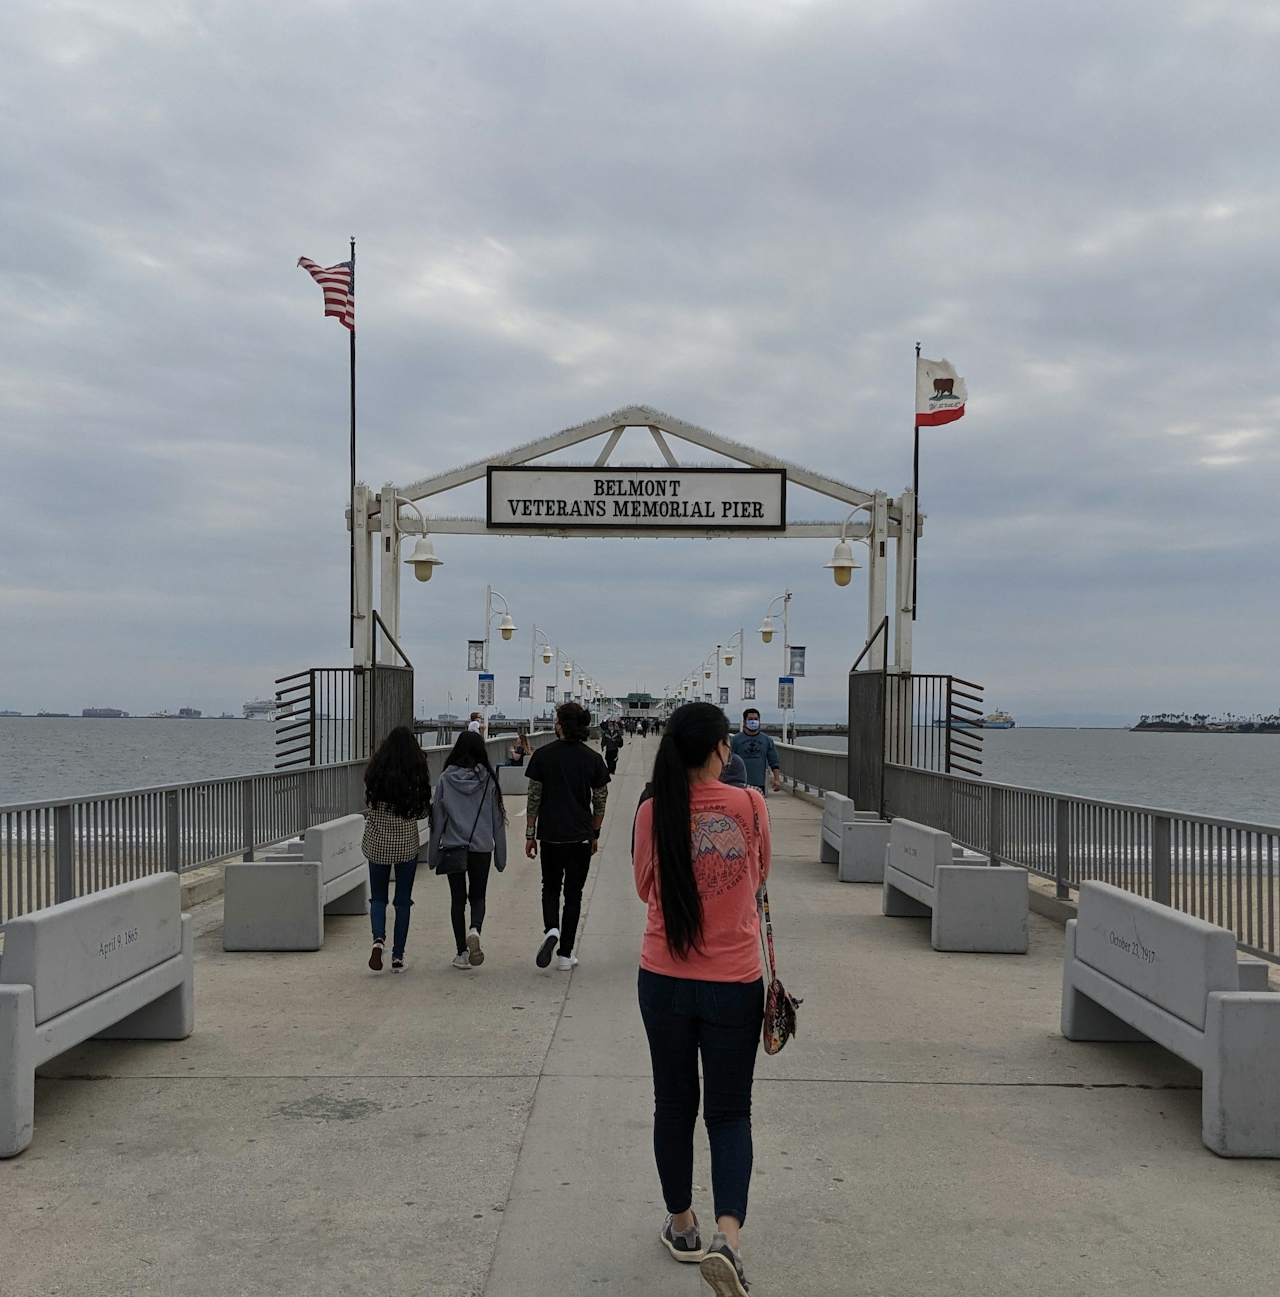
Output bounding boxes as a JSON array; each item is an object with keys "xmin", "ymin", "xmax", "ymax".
[{"xmin": 351, "ymin": 403, "xmax": 918, "ymax": 687}]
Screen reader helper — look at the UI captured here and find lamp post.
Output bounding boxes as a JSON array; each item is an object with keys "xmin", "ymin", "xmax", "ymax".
[
  {"xmin": 531, "ymin": 625, "xmax": 553, "ymax": 727},
  {"xmin": 723, "ymin": 629, "xmax": 745, "ymax": 711},
  {"xmin": 759, "ymin": 590, "xmax": 792, "ymax": 744},
  {"xmin": 482, "ymin": 585, "xmax": 516, "ymax": 723}
]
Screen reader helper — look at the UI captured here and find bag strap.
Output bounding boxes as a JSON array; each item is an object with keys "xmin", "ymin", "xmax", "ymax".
[
  {"xmin": 461, "ymin": 773, "xmax": 489, "ymax": 848},
  {"xmin": 751, "ymin": 799, "xmax": 778, "ymax": 983}
]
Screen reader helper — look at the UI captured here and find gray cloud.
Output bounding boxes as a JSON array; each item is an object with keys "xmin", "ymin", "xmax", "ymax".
[{"xmin": 2, "ymin": 0, "xmax": 1278, "ymax": 722}]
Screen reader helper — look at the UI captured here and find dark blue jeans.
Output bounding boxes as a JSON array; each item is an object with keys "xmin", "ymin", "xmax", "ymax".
[
  {"xmin": 368, "ymin": 860, "xmax": 417, "ymax": 959},
  {"xmin": 638, "ymin": 968, "xmax": 765, "ymax": 1226}
]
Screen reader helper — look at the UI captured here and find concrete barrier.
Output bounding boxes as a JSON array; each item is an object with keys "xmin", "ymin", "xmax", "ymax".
[
  {"xmin": 882, "ymin": 818, "xmax": 1028, "ymax": 953},
  {"xmin": 820, "ymin": 792, "xmax": 890, "ymax": 881},
  {"xmin": 222, "ymin": 814, "xmax": 372, "ymax": 952},
  {"xmin": 497, "ymin": 765, "xmax": 529, "ymax": 797},
  {"xmin": 0, "ymin": 872, "xmax": 194, "ymax": 1157},
  {"xmin": 1061, "ymin": 880, "xmax": 1280, "ymax": 1156}
]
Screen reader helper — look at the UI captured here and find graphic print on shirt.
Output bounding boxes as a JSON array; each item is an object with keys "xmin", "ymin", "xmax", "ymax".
[{"xmin": 692, "ymin": 810, "xmax": 750, "ymax": 897}]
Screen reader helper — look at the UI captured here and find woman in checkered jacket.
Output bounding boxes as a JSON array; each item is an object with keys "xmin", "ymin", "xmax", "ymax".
[{"xmin": 361, "ymin": 726, "xmax": 433, "ymax": 973}]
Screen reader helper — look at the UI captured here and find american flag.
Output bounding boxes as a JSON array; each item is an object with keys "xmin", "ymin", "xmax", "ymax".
[{"xmin": 298, "ymin": 256, "xmax": 354, "ymax": 331}]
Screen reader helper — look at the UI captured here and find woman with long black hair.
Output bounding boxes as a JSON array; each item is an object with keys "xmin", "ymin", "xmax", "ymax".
[
  {"xmin": 427, "ymin": 730, "xmax": 507, "ymax": 969},
  {"xmin": 632, "ymin": 702, "xmax": 770, "ymax": 1297},
  {"xmin": 362, "ymin": 725, "xmax": 433, "ymax": 973}
]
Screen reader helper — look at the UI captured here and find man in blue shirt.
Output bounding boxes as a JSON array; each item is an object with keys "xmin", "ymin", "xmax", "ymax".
[{"xmin": 729, "ymin": 708, "xmax": 782, "ymax": 794}]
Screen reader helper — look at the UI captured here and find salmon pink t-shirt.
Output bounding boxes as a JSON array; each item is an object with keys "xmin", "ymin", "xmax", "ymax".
[{"xmin": 633, "ymin": 780, "xmax": 771, "ymax": 983}]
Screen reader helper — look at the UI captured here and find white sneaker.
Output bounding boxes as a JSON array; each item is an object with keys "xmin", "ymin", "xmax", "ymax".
[
  {"xmin": 452, "ymin": 952, "xmax": 471, "ymax": 970},
  {"xmin": 467, "ymin": 929, "xmax": 485, "ymax": 966},
  {"xmin": 536, "ymin": 928, "xmax": 559, "ymax": 968},
  {"xmin": 557, "ymin": 954, "xmax": 578, "ymax": 971}
]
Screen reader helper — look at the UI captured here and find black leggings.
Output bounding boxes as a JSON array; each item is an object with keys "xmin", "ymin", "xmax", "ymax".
[{"xmin": 447, "ymin": 851, "xmax": 491, "ymax": 953}]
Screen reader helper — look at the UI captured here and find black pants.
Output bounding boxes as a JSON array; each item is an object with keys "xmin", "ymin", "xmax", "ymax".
[
  {"xmin": 539, "ymin": 840, "xmax": 592, "ymax": 956},
  {"xmin": 447, "ymin": 851, "xmax": 491, "ymax": 953},
  {"xmin": 604, "ymin": 749, "xmax": 619, "ymax": 774},
  {"xmin": 638, "ymin": 968, "xmax": 765, "ymax": 1226}
]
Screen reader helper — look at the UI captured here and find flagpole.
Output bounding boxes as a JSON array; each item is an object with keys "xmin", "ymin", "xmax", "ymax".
[
  {"xmin": 348, "ymin": 236, "xmax": 356, "ymax": 651},
  {"xmin": 911, "ymin": 340, "xmax": 920, "ymax": 622}
]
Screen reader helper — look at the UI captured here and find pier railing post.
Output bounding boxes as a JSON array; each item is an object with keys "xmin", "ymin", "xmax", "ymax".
[
  {"xmin": 54, "ymin": 804, "xmax": 74, "ymax": 904},
  {"xmin": 1152, "ymin": 815, "xmax": 1172, "ymax": 906},
  {"xmin": 241, "ymin": 778, "xmax": 255, "ymax": 861},
  {"xmin": 165, "ymin": 789, "xmax": 181, "ymax": 874},
  {"xmin": 1055, "ymin": 797, "xmax": 1070, "ymax": 900},
  {"xmin": 987, "ymin": 785, "xmax": 1003, "ymax": 866}
]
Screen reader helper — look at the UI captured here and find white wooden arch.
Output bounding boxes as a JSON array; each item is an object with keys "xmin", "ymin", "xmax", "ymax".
[{"xmin": 351, "ymin": 404, "xmax": 918, "ymax": 674}]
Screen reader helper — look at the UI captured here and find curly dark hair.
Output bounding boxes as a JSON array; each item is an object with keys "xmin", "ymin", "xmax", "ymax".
[
  {"xmin": 364, "ymin": 725, "xmax": 433, "ymax": 820},
  {"xmin": 556, "ymin": 701, "xmax": 592, "ymax": 743}
]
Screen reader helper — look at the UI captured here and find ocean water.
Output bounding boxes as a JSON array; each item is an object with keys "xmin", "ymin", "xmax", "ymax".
[
  {"xmin": 0, "ymin": 718, "xmax": 278, "ymax": 805},
  {"xmin": 802, "ymin": 728, "xmax": 1280, "ymax": 827}
]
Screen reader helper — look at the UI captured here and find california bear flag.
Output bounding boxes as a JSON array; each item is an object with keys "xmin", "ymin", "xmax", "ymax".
[{"xmin": 915, "ymin": 357, "xmax": 967, "ymax": 426}]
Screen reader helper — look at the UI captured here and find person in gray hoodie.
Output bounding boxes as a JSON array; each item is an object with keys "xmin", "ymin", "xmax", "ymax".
[{"xmin": 427, "ymin": 731, "xmax": 507, "ymax": 969}]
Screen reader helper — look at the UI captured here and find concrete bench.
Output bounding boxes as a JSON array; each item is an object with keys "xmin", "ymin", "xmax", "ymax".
[
  {"xmin": 1061, "ymin": 880, "xmax": 1280, "ymax": 1156},
  {"xmin": 1, "ymin": 872, "xmax": 194, "ymax": 1157},
  {"xmin": 883, "ymin": 818, "xmax": 1028, "ymax": 953},
  {"xmin": 222, "ymin": 814, "xmax": 371, "ymax": 952},
  {"xmin": 821, "ymin": 792, "xmax": 892, "ymax": 883},
  {"xmin": 497, "ymin": 764, "xmax": 529, "ymax": 797}
]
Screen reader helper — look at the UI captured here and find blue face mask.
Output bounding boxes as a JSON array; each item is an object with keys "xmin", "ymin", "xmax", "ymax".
[{"xmin": 744, "ymin": 718, "xmax": 760, "ymax": 733}]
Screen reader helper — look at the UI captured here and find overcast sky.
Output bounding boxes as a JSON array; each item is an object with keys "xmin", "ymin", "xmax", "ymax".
[{"xmin": 3, "ymin": 0, "xmax": 1278, "ymax": 724}]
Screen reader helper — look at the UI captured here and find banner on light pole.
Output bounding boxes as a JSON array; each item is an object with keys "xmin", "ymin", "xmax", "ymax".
[
  {"xmin": 478, "ymin": 673, "xmax": 494, "ymax": 706},
  {"xmin": 788, "ymin": 646, "xmax": 806, "ymax": 677},
  {"xmin": 546, "ymin": 684, "xmax": 556, "ymax": 703},
  {"xmin": 719, "ymin": 687, "xmax": 729, "ymax": 706},
  {"xmin": 467, "ymin": 640, "xmax": 486, "ymax": 672},
  {"xmin": 777, "ymin": 677, "xmax": 794, "ymax": 709},
  {"xmin": 742, "ymin": 677, "xmax": 756, "ymax": 700},
  {"xmin": 518, "ymin": 676, "xmax": 531, "ymax": 699}
]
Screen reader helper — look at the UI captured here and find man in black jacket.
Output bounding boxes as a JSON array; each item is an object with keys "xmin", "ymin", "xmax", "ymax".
[
  {"xmin": 601, "ymin": 720, "xmax": 622, "ymax": 774},
  {"xmin": 524, "ymin": 702, "xmax": 610, "ymax": 971}
]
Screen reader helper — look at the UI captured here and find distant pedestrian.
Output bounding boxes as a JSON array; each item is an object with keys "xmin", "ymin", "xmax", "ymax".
[
  {"xmin": 632, "ymin": 702, "xmax": 769, "ymax": 1295},
  {"xmin": 428, "ymin": 731, "xmax": 506, "ymax": 969},
  {"xmin": 467, "ymin": 711, "xmax": 485, "ymax": 736},
  {"xmin": 524, "ymin": 702, "xmax": 610, "ymax": 971},
  {"xmin": 730, "ymin": 709, "xmax": 781, "ymax": 796},
  {"xmin": 361, "ymin": 725, "xmax": 433, "ymax": 974},
  {"xmin": 602, "ymin": 720, "xmax": 623, "ymax": 775}
]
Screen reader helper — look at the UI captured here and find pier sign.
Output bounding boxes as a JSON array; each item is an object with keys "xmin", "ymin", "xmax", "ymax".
[{"xmin": 487, "ymin": 466, "xmax": 786, "ymax": 532}]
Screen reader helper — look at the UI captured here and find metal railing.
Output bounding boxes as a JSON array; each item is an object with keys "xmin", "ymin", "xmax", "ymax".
[
  {"xmin": 774, "ymin": 743, "xmax": 1280, "ymax": 961},
  {"xmin": 0, "ymin": 732, "xmax": 554, "ymax": 924},
  {"xmin": 776, "ymin": 743, "xmax": 849, "ymax": 797},
  {"xmin": 884, "ymin": 764, "xmax": 1280, "ymax": 963}
]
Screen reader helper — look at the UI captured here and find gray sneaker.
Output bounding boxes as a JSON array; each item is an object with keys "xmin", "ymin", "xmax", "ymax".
[
  {"xmin": 700, "ymin": 1232, "xmax": 749, "ymax": 1295},
  {"xmin": 660, "ymin": 1213, "xmax": 703, "ymax": 1263}
]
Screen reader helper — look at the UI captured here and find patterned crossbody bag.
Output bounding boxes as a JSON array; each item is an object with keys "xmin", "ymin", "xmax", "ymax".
[{"xmin": 753, "ymin": 804, "xmax": 802, "ymax": 1055}]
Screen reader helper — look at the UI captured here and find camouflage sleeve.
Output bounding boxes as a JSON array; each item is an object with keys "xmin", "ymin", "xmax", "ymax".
[
  {"xmin": 591, "ymin": 784, "xmax": 609, "ymax": 818},
  {"xmin": 526, "ymin": 779, "xmax": 543, "ymax": 822}
]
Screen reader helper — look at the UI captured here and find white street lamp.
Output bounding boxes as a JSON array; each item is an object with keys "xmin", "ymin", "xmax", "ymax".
[
  {"xmin": 396, "ymin": 498, "xmax": 443, "ymax": 582},
  {"xmin": 825, "ymin": 503, "xmax": 871, "ymax": 587},
  {"xmin": 758, "ymin": 615, "xmax": 775, "ymax": 644}
]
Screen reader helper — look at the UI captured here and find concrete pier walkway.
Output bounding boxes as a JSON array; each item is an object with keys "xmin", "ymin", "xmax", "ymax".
[{"xmin": 5, "ymin": 738, "xmax": 1278, "ymax": 1296}]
